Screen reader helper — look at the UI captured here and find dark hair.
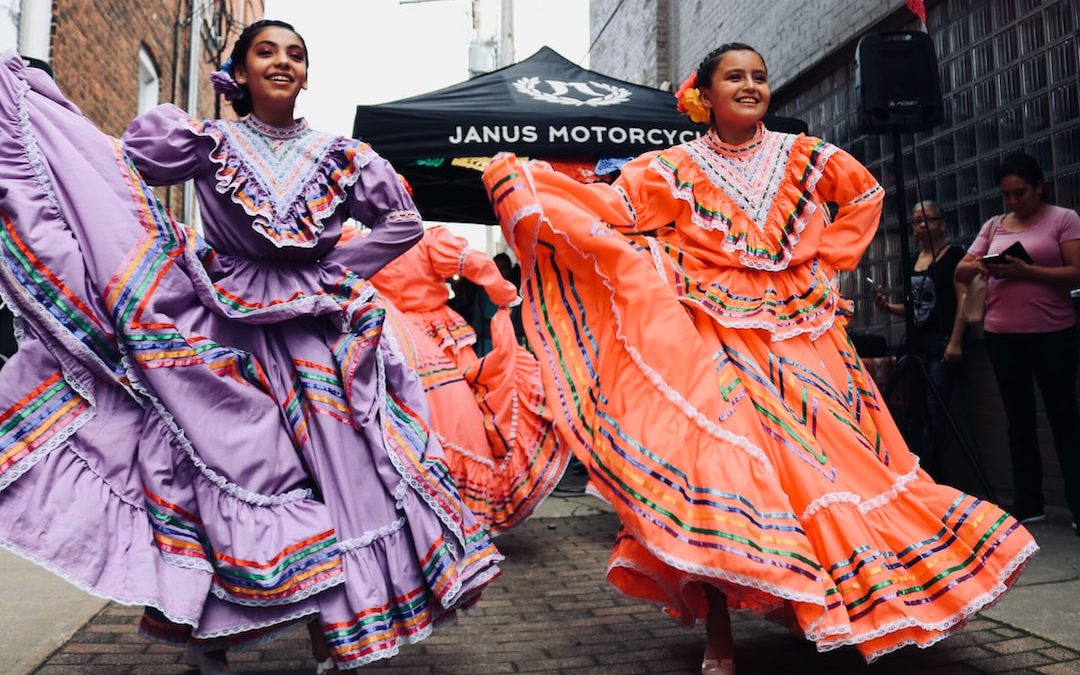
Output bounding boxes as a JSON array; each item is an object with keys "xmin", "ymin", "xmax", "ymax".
[
  {"xmin": 694, "ymin": 43, "xmax": 765, "ymax": 92},
  {"xmin": 994, "ymin": 152, "xmax": 1044, "ymax": 188},
  {"xmin": 226, "ymin": 19, "xmax": 308, "ymax": 117},
  {"xmin": 23, "ymin": 56, "xmax": 54, "ymax": 79}
]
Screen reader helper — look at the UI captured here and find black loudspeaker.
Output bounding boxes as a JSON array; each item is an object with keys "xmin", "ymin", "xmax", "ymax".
[{"xmin": 855, "ymin": 31, "xmax": 943, "ymax": 134}]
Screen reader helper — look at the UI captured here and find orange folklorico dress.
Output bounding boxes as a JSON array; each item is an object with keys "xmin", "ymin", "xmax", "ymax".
[
  {"xmin": 482, "ymin": 123, "xmax": 1037, "ymax": 661},
  {"xmin": 368, "ymin": 226, "xmax": 568, "ymax": 532}
]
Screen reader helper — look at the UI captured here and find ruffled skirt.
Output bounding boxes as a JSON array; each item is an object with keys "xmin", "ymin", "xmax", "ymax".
[
  {"xmin": 0, "ymin": 53, "xmax": 500, "ymax": 669},
  {"xmin": 482, "ymin": 155, "xmax": 1037, "ymax": 662},
  {"xmin": 383, "ymin": 303, "xmax": 567, "ymax": 532}
]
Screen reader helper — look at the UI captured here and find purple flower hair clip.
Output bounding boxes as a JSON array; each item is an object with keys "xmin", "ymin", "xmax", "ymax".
[{"xmin": 210, "ymin": 57, "xmax": 245, "ymax": 101}]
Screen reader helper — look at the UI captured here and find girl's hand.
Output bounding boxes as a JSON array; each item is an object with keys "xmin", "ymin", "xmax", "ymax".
[
  {"xmin": 985, "ymin": 256, "xmax": 1030, "ymax": 280},
  {"xmin": 873, "ymin": 286, "xmax": 889, "ymax": 310}
]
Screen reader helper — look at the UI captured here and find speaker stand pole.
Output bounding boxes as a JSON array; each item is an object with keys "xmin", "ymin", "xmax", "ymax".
[{"xmin": 888, "ymin": 131, "xmax": 997, "ymax": 501}]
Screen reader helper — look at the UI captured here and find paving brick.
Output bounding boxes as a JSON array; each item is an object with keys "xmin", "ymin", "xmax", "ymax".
[
  {"xmin": 37, "ymin": 653, "xmax": 96, "ymax": 666},
  {"xmin": 912, "ymin": 644, "xmax": 998, "ymax": 665},
  {"xmin": 970, "ymin": 651, "xmax": 1055, "ymax": 672},
  {"xmin": 1038, "ymin": 648, "xmax": 1080, "ymax": 663},
  {"xmin": 987, "ymin": 637, "xmax": 1058, "ymax": 655},
  {"xmin": 60, "ymin": 642, "xmax": 149, "ymax": 655},
  {"xmin": 516, "ymin": 656, "xmax": 598, "ymax": 671},
  {"xmin": 91, "ymin": 652, "xmax": 181, "ymax": 666},
  {"xmin": 128, "ymin": 666, "xmax": 193, "ymax": 675},
  {"xmin": 34, "ymin": 667, "xmax": 132, "ymax": 675},
  {"xmin": 32, "ymin": 511, "xmax": 1080, "ymax": 675},
  {"xmin": 1037, "ymin": 663, "xmax": 1080, "ymax": 675}
]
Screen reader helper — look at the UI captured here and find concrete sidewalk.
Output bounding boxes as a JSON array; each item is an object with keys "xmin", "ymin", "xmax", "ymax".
[
  {"xmin": 0, "ymin": 548, "xmax": 107, "ymax": 675},
  {"xmin": 12, "ymin": 485, "xmax": 1080, "ymax": 675}
]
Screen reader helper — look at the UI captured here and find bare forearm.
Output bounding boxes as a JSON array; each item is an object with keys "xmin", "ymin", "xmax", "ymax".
[
  {"xmin": 955, "ymin": 260, "xmax": 980, "ymax": 283},
  {"xmin": 1021, "ymin": 265, "xmax": 1080, "ymax": 288}
]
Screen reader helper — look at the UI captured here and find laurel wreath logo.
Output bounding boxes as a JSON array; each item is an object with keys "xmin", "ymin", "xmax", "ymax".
[{"xmin": 512, "ymin": 77, "xmax": 632, "ymax": 107}]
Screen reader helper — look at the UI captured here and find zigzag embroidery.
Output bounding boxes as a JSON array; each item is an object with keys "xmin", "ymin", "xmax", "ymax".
[{"xmin": 682, "ymin": 131, "xmax": 798, "ymax": 231}]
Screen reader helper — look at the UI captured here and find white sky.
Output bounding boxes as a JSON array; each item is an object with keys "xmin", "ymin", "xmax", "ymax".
[
  {"xmin": 264, "ymin": 0, "xmax": 590, "ymax": 136},
  {"xmin": 263, "ymin": 0, "xmax": 589, "ymax": 250}
]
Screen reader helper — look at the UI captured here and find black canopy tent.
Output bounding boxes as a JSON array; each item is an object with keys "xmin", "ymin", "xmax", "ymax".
[{"xmin": 353, "ymin": 47, "xmax": 807, "ymax": 223}]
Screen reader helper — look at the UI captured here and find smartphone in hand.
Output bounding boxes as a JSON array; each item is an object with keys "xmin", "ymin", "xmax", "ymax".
[{"xmin": 982, "ymin": 241, "xmax": 1033, "ymax": 266}]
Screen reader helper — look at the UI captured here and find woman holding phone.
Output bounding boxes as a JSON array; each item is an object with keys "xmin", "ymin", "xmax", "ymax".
[{"xmin": 955, "ymin": 152, "xmax": 1080, "ymax": 532}]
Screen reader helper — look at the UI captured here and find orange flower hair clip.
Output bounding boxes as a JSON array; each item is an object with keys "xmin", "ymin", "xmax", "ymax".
[{"xmin": 675, "ymin": 72, "xmax": 711, "ymax": 125}]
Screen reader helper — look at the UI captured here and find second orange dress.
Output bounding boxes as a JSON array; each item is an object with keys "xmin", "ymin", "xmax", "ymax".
[
  {"xmin": 370, "ymin": 227, "xmax": 568, "ymax": 532},
  {"xmin": 482, "ymin": 123, "xmax": 1036, "ymax": 661}
]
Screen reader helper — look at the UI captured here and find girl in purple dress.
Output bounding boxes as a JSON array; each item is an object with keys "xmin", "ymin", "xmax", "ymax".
[{"xmin": 0, "ymin": 20, "xmax": 500, "ymax": 673}]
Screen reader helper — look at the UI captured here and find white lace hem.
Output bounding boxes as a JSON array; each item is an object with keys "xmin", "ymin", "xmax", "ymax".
[
  {"xmin": 0, "ymin": 407, "xmax": 95, "ymax": 492},
  {"xmin": 816, "ymin": 539, "xmax": 1040, "ymax": 663},
  {"xmin": 436, "ymin": 433, "xmax": 496, "ymax": 470},
  {"xmin": 0, "ymin": 534, "xmax": 199, "ymax": 628},
  {"xmin": 189, "ymin": 605, "xmax": 320, "ymax": 641},
  {"xmin": 799, "ymin": 462, "xmax": 921, "ymax": 522},
  {"xmin": 339, "ymin": 517, "xmax": 407, "ymax": 552},
  {"xmin": 119, "ymin": 351, "xmax": 315, "ymax": 507}
]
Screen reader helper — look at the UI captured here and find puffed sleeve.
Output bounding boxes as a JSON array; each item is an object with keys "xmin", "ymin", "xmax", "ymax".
[
  {"xmin": 813, "ymin": 147, "xmax": 885, "ymax": 272},
  {"xmin": 425, "ymin": 226, "xmax": 518, "ymax": 306},
  {"xmin": 323, "ymin": 153, "xmax": 423, "ymax": 279},
  {"xmin": 611, "ymin": 151, "xmax": 683, "ymax": 233},
  {"xmin": 121, "ymin": 103, "xmax": 214, "ymax": 185}
]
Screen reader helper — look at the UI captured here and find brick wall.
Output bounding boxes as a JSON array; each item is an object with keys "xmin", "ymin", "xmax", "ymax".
[
  {"xmin": 48, "ymin": 0, "xmax": 262, "ymax": 215},
  {"xmin": 50, "ymin": 0, "xmax": 262, "ymax": 136}
]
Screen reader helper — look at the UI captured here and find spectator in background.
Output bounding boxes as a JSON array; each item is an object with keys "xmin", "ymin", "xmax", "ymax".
[
  {"xmin": 494, "ymin": 252, "xmax": 526, "ymax": 342},
  {"xmin": 955, "ymin": 152, "xmax": 1080, "ymax": 533},
  {"xmin": 874, "ymin": 200, "xmax": 968, "ymax": 477}
]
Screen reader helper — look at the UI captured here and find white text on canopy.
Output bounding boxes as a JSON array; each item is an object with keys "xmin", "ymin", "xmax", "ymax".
[{"xmin": 447, "ymin": 125, "xmax": 699, "ymax": 146}]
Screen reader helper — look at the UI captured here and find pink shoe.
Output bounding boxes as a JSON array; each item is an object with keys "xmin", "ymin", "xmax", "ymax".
[{"xmin": 701, "ymin": 657, "xmax": 736, "ymax": 674}]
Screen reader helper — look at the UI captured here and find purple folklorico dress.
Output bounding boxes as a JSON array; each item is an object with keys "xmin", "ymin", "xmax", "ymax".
[{"xmin": 0, "ymin": 53, "xmax": 501, "ymax": 668}]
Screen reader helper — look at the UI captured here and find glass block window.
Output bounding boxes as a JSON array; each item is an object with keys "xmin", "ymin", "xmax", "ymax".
[{"xmin": 774, "ymin": 0, "xmax": 1080, "ymax": 331}]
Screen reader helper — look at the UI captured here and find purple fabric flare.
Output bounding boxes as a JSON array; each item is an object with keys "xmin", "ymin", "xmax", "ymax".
[{"xmin": 0, "ymin": 51, "xmax": 501, "ymax": 669}]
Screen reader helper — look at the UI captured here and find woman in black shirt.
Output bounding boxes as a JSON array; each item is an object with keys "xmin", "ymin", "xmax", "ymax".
[{"xmin": 875, "ymin": 200, "xmax": 969, "ymax": 476}]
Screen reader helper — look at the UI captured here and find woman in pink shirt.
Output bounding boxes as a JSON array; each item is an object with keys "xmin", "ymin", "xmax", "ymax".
[{"xmin": 956, "ymin": 153, "xmax": 1080, "ymax": 533}]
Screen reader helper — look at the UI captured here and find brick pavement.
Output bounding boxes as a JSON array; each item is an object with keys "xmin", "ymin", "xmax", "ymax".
[{"xmin": 34, "ymin": 509, "xmax": 1080, "ymax": 675}]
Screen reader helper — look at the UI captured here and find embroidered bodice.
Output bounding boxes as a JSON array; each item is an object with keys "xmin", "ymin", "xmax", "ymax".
[
  {"xmin": 616, "ymin": 123, "xmax": 882, "ymax": 274},
  {"xmin": 122, "ymin": 104, "xmax": 420, "ymax": 272},
  {"xmin": 120, "ymin": 104, "xmax": 423, "ymax": 327},
  {"xmin": 605, "ymin": 123, "xmax": 885, "ymax": 339}
]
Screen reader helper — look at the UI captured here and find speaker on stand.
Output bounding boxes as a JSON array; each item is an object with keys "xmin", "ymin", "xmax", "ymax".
[{"xmin": 855, "ymin": 31, "xmax": 995, "ymax": 500}]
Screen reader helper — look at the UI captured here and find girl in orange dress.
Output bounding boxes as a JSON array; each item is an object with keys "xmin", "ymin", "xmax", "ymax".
[
  {"xmin": 482, "ymin": 43, "xmax": 1036, "ymax": 673},
  {"xmin": 371, "ymin": 224, "xmax": 518, "ymax": 367},
  {"xmin": 354, "ymin": 219, "xmax": 567, "ymax": 532}
]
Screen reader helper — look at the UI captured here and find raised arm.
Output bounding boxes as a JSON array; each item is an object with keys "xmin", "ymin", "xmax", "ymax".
[
  {"xmin": 425, "ymin": 227, "xmax": 518, "ymax": 306},
  {"xmin": 323, "ymin": 150, "xmax": 422, "ymax": 280},
  {"xmin": 121, "ymin": 104, "xmax": 212, "ymax": 185},
  {"xmin": 814, "ymin": 148, "xmax": 885, "ymax": 273}
]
